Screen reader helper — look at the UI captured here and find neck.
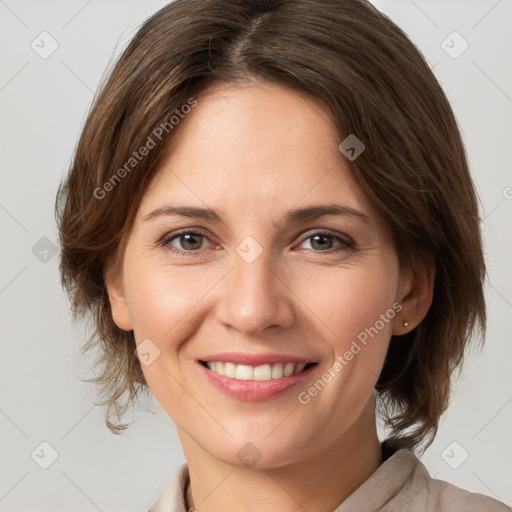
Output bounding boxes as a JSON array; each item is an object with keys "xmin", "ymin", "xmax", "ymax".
[{"xmin": 180, "ymin": 397, "xmax": 381, "ymax": 512}]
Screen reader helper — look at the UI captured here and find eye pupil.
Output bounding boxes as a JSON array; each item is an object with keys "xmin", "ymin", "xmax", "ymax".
[
  {"xmin": 310, "ymin": 234, "xmax": 333, "ymax": 250},
  {"xmin": 180, "ymin": 233, "xmax": 202, "ymax": 250}
]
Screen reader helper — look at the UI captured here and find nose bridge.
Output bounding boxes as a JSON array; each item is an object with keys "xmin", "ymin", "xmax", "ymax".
[
  {"xmin": 234, "ymin": 242, "xmax": 275, "ymax": 298},
  {"xmin": 216, "ymin": 236, "xmax": 294, "ymax": 334}
]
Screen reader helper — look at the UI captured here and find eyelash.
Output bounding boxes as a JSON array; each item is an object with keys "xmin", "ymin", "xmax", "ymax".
[{"xmin": 159, "ymin": 228, "xmax": 354, "ymax": 256}]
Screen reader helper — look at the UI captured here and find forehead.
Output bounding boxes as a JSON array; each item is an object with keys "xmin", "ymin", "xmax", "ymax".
[{"xmin": 139, "ymin": 82, "xmax": 380, "ymax": 228}]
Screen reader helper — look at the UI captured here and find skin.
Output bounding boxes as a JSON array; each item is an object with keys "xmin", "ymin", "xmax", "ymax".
[{"xmin": 106, "ymin": 82, "xmax": 434, "ymax": 512}]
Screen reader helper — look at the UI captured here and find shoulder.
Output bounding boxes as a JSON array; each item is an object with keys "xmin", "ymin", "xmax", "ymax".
[
  {"xmin": 375, "ymin": 439, "xmax": 510, "ymax": 512},
  {"xmin": 423, "ymin": 477, "xmax": 511, "ymax": 512},
  {"xmin": 147, "ymin": 462, "xmax": 189, "ymax": 512}
]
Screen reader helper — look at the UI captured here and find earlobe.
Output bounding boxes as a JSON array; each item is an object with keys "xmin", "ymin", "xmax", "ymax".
[
  {"xmin": 393, "ymin": 258, "xmax": 435, "ymax": 335},
  {"xmin": 104, "ymin": 262, "xmax": 133, "ymax": 331}
]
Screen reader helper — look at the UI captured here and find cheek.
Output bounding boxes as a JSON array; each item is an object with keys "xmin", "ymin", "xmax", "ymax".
[
  {"xmin": 304, "ymin": 263, "xmax": 398, "ymax": 359},
  {"xmin": 123, "ymin": 250, "xmax": 224, "ymax": 353},
  {"xmin": 122, "ymin": 258, "xmax": 213, "ymax": 403}
]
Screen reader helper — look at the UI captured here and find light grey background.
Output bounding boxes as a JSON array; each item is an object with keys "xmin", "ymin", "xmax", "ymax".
[{"xmin": 0, "ymin": 0, "xmax": 511, "ymax": 510}]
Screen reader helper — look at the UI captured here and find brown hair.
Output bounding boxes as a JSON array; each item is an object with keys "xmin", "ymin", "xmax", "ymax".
[{"xmin": 55, "ymin": 0, "xmax": 486, "ymax": 451}]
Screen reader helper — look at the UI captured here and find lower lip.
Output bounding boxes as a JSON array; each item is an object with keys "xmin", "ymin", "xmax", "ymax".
[{"xmin": 196, "ymin": 361, "xmax": 318, "ymax": 401}]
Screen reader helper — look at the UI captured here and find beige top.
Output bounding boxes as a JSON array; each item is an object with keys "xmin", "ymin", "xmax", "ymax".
[{"xmin": 147, "ymin": 439, "xmax": 511, "ymax": 511}]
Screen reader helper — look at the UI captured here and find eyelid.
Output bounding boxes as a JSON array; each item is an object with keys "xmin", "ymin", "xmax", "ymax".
[
  {"xmin": 297, "ymin": 228, "xmax": 352, "ymax": 245},
  {"xmin": 159, "ymin": 227, "xmax": 215, "ymax": 248},
  {"xmin": 295, "ymin": 230, "xmax": 354, "ymax": 253}
]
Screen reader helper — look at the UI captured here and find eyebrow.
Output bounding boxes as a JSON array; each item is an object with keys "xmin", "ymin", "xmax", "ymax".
[{"xmin": 143, "ymin": 203, "xmax": 371, "ymax": 225}]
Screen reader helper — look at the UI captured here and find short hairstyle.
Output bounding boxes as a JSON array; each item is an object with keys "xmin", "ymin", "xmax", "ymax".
[{"xmin": 55, "ymin": 0, "xmax": 486, "ymax": 450}]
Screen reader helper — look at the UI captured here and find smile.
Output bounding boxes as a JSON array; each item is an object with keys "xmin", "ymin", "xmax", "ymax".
[
  {"xmin": 196, "ymin": 359, "xmax": 319, "ymax": 401},
  {"xmin": 200, "ymin": 361, "xmax": 316, "ymax": 380}
]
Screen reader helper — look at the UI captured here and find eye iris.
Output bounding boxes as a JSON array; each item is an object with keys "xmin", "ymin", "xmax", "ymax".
[
  {"xmin": 310, "ymin": 234, "xmax": 334, "ymax": 250},
  {"xmin": 179, "ymin": 233, "xmax": 203, "ymax": 250}
]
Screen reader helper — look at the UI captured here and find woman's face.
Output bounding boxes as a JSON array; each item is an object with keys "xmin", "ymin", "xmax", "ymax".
[{"xmin": 107, "ymin": 82, "xmax": 411, "ymax": 467}]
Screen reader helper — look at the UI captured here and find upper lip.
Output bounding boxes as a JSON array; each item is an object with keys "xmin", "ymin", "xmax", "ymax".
[{"xmin": 199, "ymin": 352, "xmax": 317, "ymax": 366}]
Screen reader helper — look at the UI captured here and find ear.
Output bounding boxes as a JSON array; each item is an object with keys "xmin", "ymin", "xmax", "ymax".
[
  {"xmin": 104, "ymin": 259, "xmax": 133, "ymax": 331},
  {"xmin": 393, "ymin": 257, "xmax": 435, "ymax": 335}
]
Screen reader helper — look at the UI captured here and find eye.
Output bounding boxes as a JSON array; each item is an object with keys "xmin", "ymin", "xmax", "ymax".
[
  {"xmin": 159, "ymin": 229, "xmax": 354, "ymax": 256},
  {"xmin": 298, "ymin": 231, "xmax": 353, "ymax": 252},
  {"xmin": 160, "ymin": 229, "xmax": 213, "ymax": 255}
]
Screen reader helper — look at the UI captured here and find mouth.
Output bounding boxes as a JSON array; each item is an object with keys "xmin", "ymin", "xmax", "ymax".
[
  {"xmin": 198, "ymin": 360, "xmax": 318, "ymax": 380},
  {"xmin": 196, "ymin": 359, "xmax": 319, "ymax": 401}
]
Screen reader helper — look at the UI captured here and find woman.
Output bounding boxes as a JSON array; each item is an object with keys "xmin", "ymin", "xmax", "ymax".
[{"xmin": 55, "ymin": 0, "xmax": 510, "ymax": 510}]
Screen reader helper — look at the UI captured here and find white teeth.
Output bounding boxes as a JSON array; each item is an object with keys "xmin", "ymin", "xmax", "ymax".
[
  {"xmin": 254, "ymin": 364, "xmax": 272, "ymax": 381},
  {"xmin": 236, "ymin": 364, "xmax": 253, "ymax": 380},
  {"xmin": 205, "ymin": 361, "xmax": 312, "ymax": 380},
  {"xmin": 283, "ymin": 363, "xmax": 295, "ymax": 377},
  {"xmin": 271, "ymin": 363, "xmax": 283, "ymax": 379},
  {"xmin": 294, "ymin": 363, "xmax": 306, "ymax": 375},
  {"xmin": 224, "ymin": 362, "xmax": 236, "ymax": 378}
]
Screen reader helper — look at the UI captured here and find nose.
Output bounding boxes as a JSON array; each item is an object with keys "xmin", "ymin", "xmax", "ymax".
[{"xmin": 214, "ymin": 247, "xmax": 295, "ymax": 336}]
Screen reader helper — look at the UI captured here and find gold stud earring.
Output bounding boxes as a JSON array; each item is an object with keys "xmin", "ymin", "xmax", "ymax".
[{"xmin": 403, "ymin": 321, "xmax": 409, "ymax": 328}]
